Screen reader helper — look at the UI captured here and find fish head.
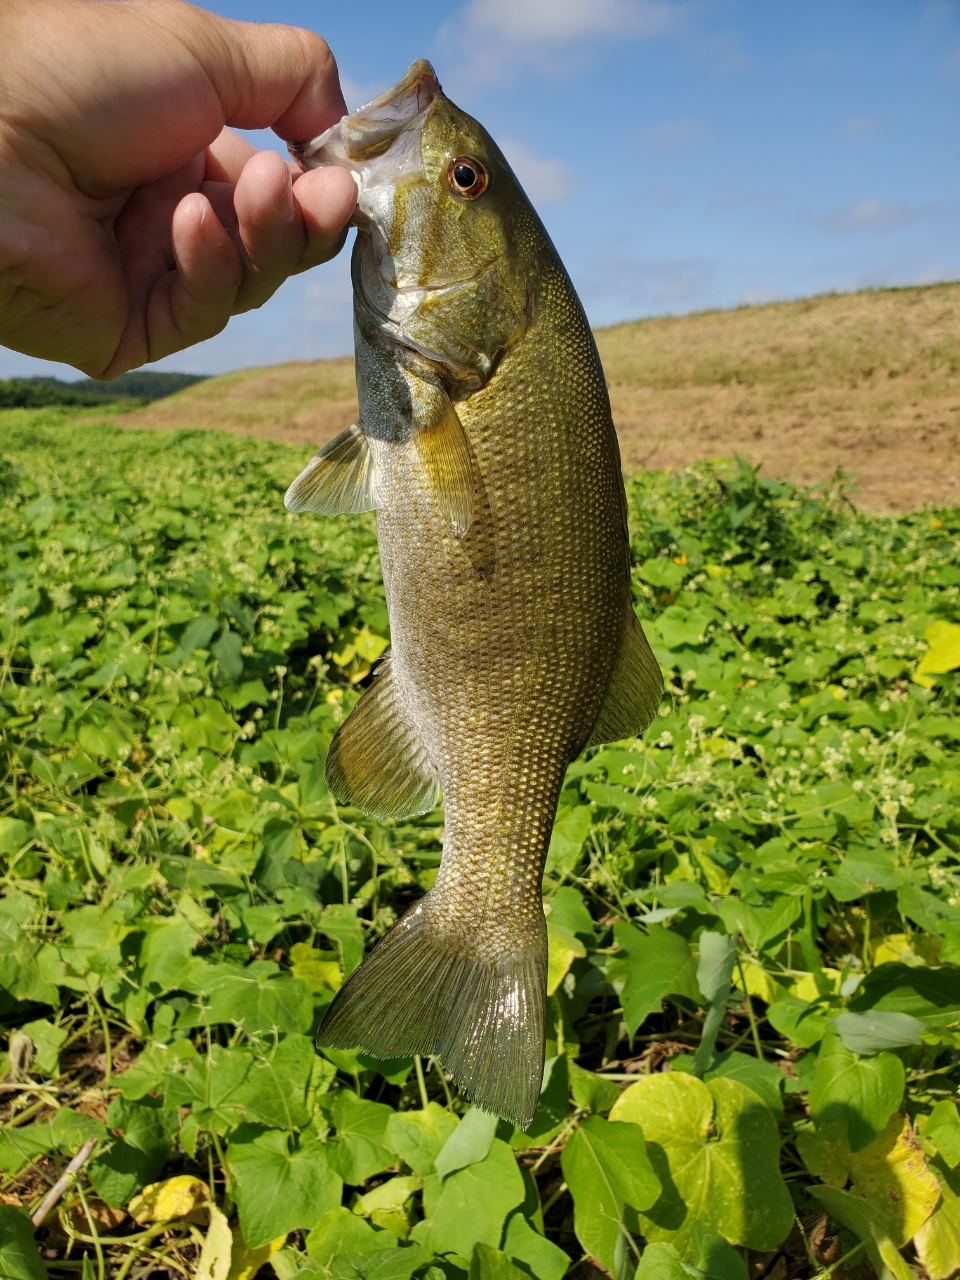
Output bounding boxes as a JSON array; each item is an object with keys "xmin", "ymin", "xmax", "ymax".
[{"xmin": 293, "ymin": 60, "xmax": 531, "ymax": 392}]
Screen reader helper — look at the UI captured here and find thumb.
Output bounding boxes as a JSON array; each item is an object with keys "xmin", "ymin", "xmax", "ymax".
[{"xmin": 170, "ymin": 2, "xmax": 347, "ymax": 140}]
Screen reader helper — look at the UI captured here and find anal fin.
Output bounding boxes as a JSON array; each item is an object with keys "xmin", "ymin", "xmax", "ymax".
[
  {"xmin": 587, "ymin": 604, "xmax": 664, "ymax": 747},
  {"xmin": 326, "ymin": 655, "xmax": 440, "ymax": 819},
  {"xmin": 284, "ymin": 422, "xmax": 377, "ymax": 515},
  {"xmin": 412, "ymin": 381, "xmax": 475, "ymax": 538}
]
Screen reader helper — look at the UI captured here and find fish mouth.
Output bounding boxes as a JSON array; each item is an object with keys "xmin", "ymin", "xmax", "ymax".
[{"xmin": 291, "ymin": 59, "xmax": 442, "ymax": 170}]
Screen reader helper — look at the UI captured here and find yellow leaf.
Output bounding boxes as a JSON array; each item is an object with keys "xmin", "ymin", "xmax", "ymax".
[
  {"xmin": 546, "ymin": 922, "xmax": 585, "ymax": 996},
  {"xmin": 732, "ymin": 958, "xmax": 780, "ymax": 1005},
  {"xmin": 354, "ymin": 1175, "xmax": 422, "ymax": 1240},
  {"xmin": 197, "ymin": 1203, "xmax": 233, "ymax": 1280},
  {"xmin": 799, "ymin": 1113, "xmax": 940, "ymax": 1247},
  {"xmin": 788, "ymin": 969, "xmax": 840, "ymax": 1002},
  {"xmin": 914, "ymin": 620, "xmax": 960, "ymax": 688},
  {"xmin": 690, "ymin": 844, "xmax": 730, "ymax": 895},
  {"xmin": 289, "ymin": 941, "xmax": 341, "ymax": 993},
  {"xmin": 916, "ymin": 1159, "xmax": 960, "ymax": 1280},
  {"xmin": 353, "ymin": 628, "xmax": 389, "ymax": 663},
  {"xmin": 331, "ymin": 643, "xmax": 356, "ymax": 667},
  {"xmin": 226, "ymin": 1226, "xmax": 286, "ymax": 1280},
  {"xmin": 128, "ymin": 1175, "xmax": 208, "ymax": 1225}
]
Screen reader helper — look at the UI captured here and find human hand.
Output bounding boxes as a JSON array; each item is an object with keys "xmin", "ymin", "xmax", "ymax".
[{"xmin": 0, "ymin": 0, "xmax": 357, "ymax": 378}]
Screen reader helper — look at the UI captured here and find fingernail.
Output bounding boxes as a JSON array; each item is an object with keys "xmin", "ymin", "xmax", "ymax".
[{"xmin": 200, "ymin": 206, "xmax": 225, "ymax": 247}]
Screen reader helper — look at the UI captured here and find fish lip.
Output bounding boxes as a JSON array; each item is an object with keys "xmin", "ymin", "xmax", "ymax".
[{"xmin": 290, "ymin": 59, "xmax": 442, "ymax": 169}]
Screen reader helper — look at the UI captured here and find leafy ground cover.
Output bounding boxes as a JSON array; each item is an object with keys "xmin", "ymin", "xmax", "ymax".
[{"xmin": 1, "ymin": 409, "xmax": 960, "ymax": 1280}]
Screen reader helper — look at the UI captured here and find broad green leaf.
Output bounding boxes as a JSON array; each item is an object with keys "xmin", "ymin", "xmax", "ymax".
[
  {"xmin": 545, "ymin": 887, "xmax": 595, "ymax": 941},
  {"xmin": 810, "ymin": 1186, "xmax": 913, "ymax": 1280},
  {"xmin": 671, "ymin": 1051, "xmax": 783, "ymax": 1118},
  {"xmin": 560, "ymin": 1115, "xmax": 660, "ymax": 1274},
  {"xmin": 435, "ymin": 1107, "xmax": 499, "ymax": 1178},
  {"xmin": 318, "ymin": 904, "xmax": 365, "ymax": 977},
  {"xmin": 635, "ymin": 1242, "xmax": 687, "ymax": 1280},
  {"xmin": 925, "ymin": 1100, "xmax": 960, "ymax": 1168},
  {"xmin": 178, "ymin": 961, "xmax": 312, "ymax": 1034},
  {"xmin": 163, "ymin": 1036, "xmax": 314, "ymax": 1133},
  {"xmin": 501, "ymin": 1212, "xmax": 570, "ymax": 1280},
  {"xmin": 384, "ymin": 1103, "xmax": 459, "ymax": 1176},
  {"xmin": 323, "ymin": 1090, "xmax": 396, "ymax": 1185},
  {"xmin": 834, "ymin": 1011, "xmax": 924, "ymax": 1055},
  {"xmin": 611, "ymin": 1073, "xmax": 793, "ymax": 1253},
  {"xmin": 614, "ymin": 922, "xmax": 699, "ymax": 1036},
  {"xmin": 415, "ymin": 1138, "xmax": 524, "ymax": 1257},
  {"xmin": 469, "ymin": 1244, "xmax": 528, "ymax": 1280},
  {"xmin": 808, "ymin": 1026, "xmax": 905, "ymax": 1151},
  {"xmin": 545, "ymin": 922, "xmax": 585, "ymax": 996},
  {"xmin": 87, "ymin": 1096, "xmax": 178, "ymax": 1207},
  {"xmin": 545, "ymin": 805, "xmax": 592, "ymax": 875},
  {"xmin": 570, "ymin": 1064, "xmax": 621, "ymax": 1115},
  {"xmin": 850, "ymin": 963, "xmax": 960, "ymax": 1029},
  {"xmin": 0, "ymin": 1205, "xmax": 46, "ymax": 1280},
  {"xmin": 17, "ymin": 1019, "xmax": 66, "ymax": 1076},
  {"xmin": 766, "ymin": 993, "xmax": 830, "ymax": 1047},
  {"xmin": 306, "ymin": 1207, "xmax": 399, "ymax": 1263},
  {"xmin": 228, "ymin": 1129, "xmax": 343, "ymax": 1249}
]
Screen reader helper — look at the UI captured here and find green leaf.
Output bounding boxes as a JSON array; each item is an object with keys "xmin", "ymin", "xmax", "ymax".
[
  {"xmin": 570, "ymin": 1064, "xmax": 621, "ymax": 1116},
  {"xmin": 415, "ymin": 1138, "xmax": 525, "ymax": 1257},
  {"xmin": 435, "ymin": 1107, "xmax": 499, "ymax": 1178},
  {"xmin": 17, "ymin": 1019, "xmax": 67, "ymax": 1076},
  {"xmin": 671, "ymin": 1051, "xmax": 783, "ymax": 1119},
  {"xmin": 833, "ymin": 1011, "xmax": 924, "ymax": 1055},
  {"xmin": 560, "ymin": 1115, "xmax": 661, "ymax": 1274},
  {"xmin": 545, "ymin": 805, "xmax": 592, "ymax": 875},
  {"xmin": 513, "ymin": 1055, "xmax": 570, "ymax": 1147},
  {"xmin": 766, "ymin": 993, "xmax": 830, "ymax": 1047},
  {"xmin": 808, "ymin": 1026, "xmax": 905, "ymax": 1151},
  {"xmin": 323, "ymin": 1090, "xmax": 397, "ymax": 1185},
  {"xmin": 501, "ymin": 1212, "xmax": 570, "ymax": 1280},
  {"xmin": 163, "ymin": 1036, "xmax": 315, "ymax": 1133},
  {"xmin": 614, "ymin": 923, "xmax": 699, "ymax": 1036},
  {"xmin": 611, "ymin": 1073, "xmax": 793, "ymax": 1253},
  {"xmin": 318, "ymin": 905, "xmax": 365, "ymax": 977},
  {"xmin": 0, "ymin": 1205, "xmax": 46, "ymax": 1280},
  {"xmin": 228, "ymin": 1129, "xmax": 343, "ymax": 1249},
  {"xmin": 87, "ymin": 1096, "xmax": 178, "ymax": 1207},
  {"xmin": 178, "ymin": 961, "xmax": 312, "ymax": 1034},
  {"xmin": 850, "ymin": 963, "xmax": 960, "ymax": 1029},
  {"xmin": 384, "ymin": 1103, "xmax": 459, "ymax": 1177},
  {"xmin": 469, "ymin": 1244, "xmax": 528, "ymax": 1280},
  {"xmin": 926, "ymin": 1101, "xmax": 960, "ymax": 1169}
]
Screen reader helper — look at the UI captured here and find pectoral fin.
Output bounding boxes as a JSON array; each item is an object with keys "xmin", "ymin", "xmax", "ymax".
[
  {"xmin": 326, "ymin": 655, "xmax": 440, "ymax": 819},
  {"xmin": 284, "ymin": 422, "xmax": 377, "ymax": 515},
  {"xmin": 412, "ymin": 382, "xmax": 476, "ymax": 537},
  {"xmin": 587, "ymin": 605, "xmax": 664, "ymax": 748}
]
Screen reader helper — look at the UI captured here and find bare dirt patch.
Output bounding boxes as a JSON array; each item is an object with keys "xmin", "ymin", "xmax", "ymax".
[{"xmin": 119, "ymin": 283, "xmax": 960, "ymax": 512}]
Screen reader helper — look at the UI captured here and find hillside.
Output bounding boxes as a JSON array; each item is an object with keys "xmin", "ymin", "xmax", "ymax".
[{"xmin": 121, "ymin": 282, "xmax": 960, "ymax": 512}]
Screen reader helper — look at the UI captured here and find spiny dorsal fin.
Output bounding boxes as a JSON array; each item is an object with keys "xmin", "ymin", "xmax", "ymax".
[
  {"xmin": 284, "ymin": 422, "xmax": 377, "ymax": 515},
  {"xmin": 326, "ymin": 655, "xmax": 440, "ymax": 819},
  {"xmin": 412, "ymin": 382, "xmax": 475, "ymax": 538},
  {"xmin": 587, "ymin": 604, "xmax": 664, "ymax": 748}
]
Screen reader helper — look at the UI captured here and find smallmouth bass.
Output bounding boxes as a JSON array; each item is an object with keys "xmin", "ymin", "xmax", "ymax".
[{"xmin": 287, "ymin": 61, "xmax": 662, "ymax": 1128}]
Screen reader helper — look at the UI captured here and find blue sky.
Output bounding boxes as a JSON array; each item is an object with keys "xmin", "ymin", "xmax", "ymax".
[{"xmin": 6, "ymin": 0, "xmax": 960, "ymax": 380}]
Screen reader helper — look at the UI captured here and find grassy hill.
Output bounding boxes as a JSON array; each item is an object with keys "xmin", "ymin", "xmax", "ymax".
[{"xmin": 121, "ymin": 282, "xmax": 960, "ymax": 512}]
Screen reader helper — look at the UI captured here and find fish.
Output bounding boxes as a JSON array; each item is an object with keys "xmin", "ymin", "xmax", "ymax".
[{"xmin": 285, "ymin": 60, "xmax": 662, "ymax": 1128}]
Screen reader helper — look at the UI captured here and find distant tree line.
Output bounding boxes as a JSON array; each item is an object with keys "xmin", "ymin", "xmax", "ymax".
[{"xmin": 0, "ymin": 371, "xmax": 208, "ymax": 408}]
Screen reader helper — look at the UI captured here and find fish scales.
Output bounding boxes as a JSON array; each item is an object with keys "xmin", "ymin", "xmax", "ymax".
[{"xmin": 286, "ymin": 60, "xmax": 662, "ymax": 1127}]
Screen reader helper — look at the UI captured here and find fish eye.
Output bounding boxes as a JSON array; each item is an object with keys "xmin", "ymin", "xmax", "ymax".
[{"xmin": 447, "ymin": 157, "xmax": 488, "ymax": 200}]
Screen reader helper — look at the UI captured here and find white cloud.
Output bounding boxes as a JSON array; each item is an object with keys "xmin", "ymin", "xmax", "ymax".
[
  {"xmin": 842, "ymin": 114, "xmax": 883, "ymax": 139},
  {"xmin": 438, "ymin": 0, "xmax": 683, "ymax": 84},
  {"xmin": 638, "ymin": 116, "xmax": 705, "ymax": 151},
  {"xmin": 499, "ymin": 140, "xmax": 574, "ymax": 203},
  {"xmin": 822, "ymin": 198, "xmax": 937, "ymax": 233}
]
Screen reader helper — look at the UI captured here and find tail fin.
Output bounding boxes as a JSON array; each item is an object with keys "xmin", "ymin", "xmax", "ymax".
[{"xmin": 316, "ymin": 899, "xmax": 546, "ymax": 1129}]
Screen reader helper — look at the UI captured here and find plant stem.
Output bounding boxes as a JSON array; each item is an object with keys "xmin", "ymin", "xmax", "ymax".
[
  {"xmin": 736, "ymin": 958, "xmax": 766, "ymax": 1061},
  {"xmin": 414, "ymin": 1056, "xmax": 429, "ymax": 1110}
]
